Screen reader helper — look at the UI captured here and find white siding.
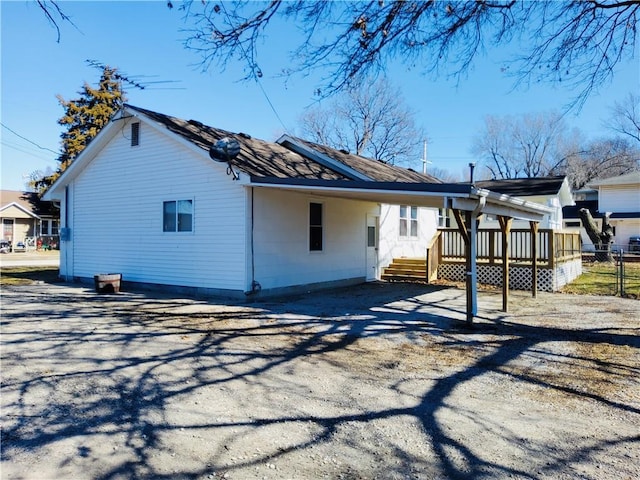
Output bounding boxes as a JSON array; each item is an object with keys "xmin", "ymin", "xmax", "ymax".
[
  {"xmin": 69, "ymin": 120, "xmax": 247, "ymax": 290},
  {"xmin": 611, "ymin": 219, "xmax": 640, "ymax": 249},
  {"xmin": 250, "ymin": 188, "xmax": 378, "ymax": 290},
  {"xmin": 599, "ymin": 185, "xmax": 640, "ymax": 213},
  {"xmin": 378, "ymin": 204, "xmax": 439, "ymax": 267},
  {"xmin": 478, "ymin": 194, "xmax": 561, "ymax": 230}
]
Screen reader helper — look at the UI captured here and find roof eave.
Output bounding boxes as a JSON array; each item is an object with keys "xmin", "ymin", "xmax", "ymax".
[
  {"xmin": 248, "ymin": 177, "xmax": 551, "ymax": 221},
  {"xmin": 0, "ymin": 202, "xmax": 41, "ymax": 219}
]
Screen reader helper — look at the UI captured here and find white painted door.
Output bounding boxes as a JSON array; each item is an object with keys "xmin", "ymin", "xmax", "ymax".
[{"xmin": 366, "ymin": 214, "xmax": 379, "ymax": 281}]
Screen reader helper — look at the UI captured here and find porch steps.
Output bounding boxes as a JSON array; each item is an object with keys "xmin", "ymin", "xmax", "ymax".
[{"xmin": 381, "ymin": 258, "xmax": 427, "ymax": 283}]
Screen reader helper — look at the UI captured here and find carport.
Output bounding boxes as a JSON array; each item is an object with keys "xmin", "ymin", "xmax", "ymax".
[{"xmin": 248, "ymin": 177, "xmax": 553, "ymax": 324}]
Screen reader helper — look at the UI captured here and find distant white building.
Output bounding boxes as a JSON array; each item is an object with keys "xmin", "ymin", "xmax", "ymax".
[{"xmin": 587, "ymin": 171, "xmax": 640, "ymax": 250}]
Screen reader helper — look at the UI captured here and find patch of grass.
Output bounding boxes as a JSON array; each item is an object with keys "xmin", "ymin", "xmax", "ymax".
[
  {"xmin": 0, "ymin": 266, "xmax": 61, "ymax": 286},
  {"xmin": 561, "ymin": 262, "xmax": 640, "ymax": 299}
]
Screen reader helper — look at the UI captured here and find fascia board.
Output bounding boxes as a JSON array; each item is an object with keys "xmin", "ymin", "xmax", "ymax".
[
  {"xmin": 43, "ymin": 107, "xmax": 228, "ymax": 201},
  {"xmin": 42, "ymin": 118, "xmax": 126, "ymax": 201},
  {"xmin": 248, "ymin": 182, "xmax": 448, "ymax": 208},
  {"xmin": 450, "ymin": 189, "xmax": 552, "ymax": 222},
  {"xmin": 249, "ymin": 177, "xmax": 473, "ymax": 208},
  {"xmin": 451, "ymin": 197, "xmax": 546, "ymax": 222},
  {"xmin": 250, "ymin": 176, "xmax": 471, "ymax": 192}
]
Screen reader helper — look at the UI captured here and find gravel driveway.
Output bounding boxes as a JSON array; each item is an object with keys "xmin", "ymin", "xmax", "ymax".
[{"xmin": 1, "ymin": 281, "xmax": 639, "ymax": 480}]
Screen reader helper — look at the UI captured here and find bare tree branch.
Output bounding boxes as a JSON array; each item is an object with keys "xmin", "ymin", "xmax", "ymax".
[
  {"xmin": 608, "ymin": 92, "xmax": 640, "ymax": 144},
  {"xmin": 298, "ymin": 77, "xmax": 424, "ymax": 166},
  {"xmin": 35, "ymin": 0, "xmax": 77, "ymax": 42},
  {"xmin": 472, "ymin": 111, "xmax": 568, "ymax": 179},
  {"xmin": 562, "ymin": 136, "xmax": 640, "ymax": 188},
  {"xmin": 179, "ymin": 0, "xmax": 638, "ymax": 106}
]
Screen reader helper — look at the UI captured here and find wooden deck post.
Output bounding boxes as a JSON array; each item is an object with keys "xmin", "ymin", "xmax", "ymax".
[
  {"xmin": 530, "ymin": 221, "xmax": 539, "ymax": 298},
  {"xmin": 498, "ymin": 216, "xmax": 513, "ymax": 312}
]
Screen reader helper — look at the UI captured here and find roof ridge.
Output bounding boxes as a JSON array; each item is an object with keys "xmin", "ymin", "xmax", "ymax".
[{"xmin": 122, "ymin": 105, "xmax": 439, "ymax": 184}]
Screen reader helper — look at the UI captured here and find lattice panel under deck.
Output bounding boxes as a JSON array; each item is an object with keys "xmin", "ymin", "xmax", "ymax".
[{"xmin": 438, "ymin": 264, "xmax": 555, "ymax": 292}]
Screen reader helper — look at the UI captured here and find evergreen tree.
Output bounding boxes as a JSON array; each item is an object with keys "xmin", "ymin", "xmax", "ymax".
[{"xmin": 33, "ymin": 66, "xmax": 125, "ymax": 192}]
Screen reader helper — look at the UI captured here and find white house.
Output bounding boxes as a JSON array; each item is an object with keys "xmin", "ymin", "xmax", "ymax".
[
  {"xmin": 586, "ymin": 171, "xmax": 640, "ymax": 250},
  {"xmin": 43, "ymin": 104, "xmax": 552, "ymax": 306}
]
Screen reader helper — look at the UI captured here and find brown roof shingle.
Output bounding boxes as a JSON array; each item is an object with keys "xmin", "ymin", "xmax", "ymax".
[{"xmin": 127, "ymin": 105, "xmax": 439, "ymax": 184}]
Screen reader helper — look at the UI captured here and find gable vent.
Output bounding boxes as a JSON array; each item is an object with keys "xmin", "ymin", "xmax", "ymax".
[{"xmin": 131, "ymin": 122, "xmax": 140, "ymax": 146}]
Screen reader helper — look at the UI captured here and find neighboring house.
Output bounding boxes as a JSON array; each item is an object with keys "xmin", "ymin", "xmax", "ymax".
[
  {"xmin": 562, "ymin": 188, "xmax": 600, "ymax": 252},
  {"xmin": 585, "ymin": 171, "xmax": 640, "ymax": 250},
  {"xmin": 0, "ymin": 190, "xmax": 59, "ymax": 251},
  {"xmin": 474, "ymin": 176, "xmax": 575, "ymax": 230},
  {"xmin": 42, "ymin": 104, "xmax": 551, "ymax": 302}
]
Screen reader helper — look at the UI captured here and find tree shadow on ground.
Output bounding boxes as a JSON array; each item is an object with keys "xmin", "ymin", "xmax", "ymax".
[{"xmin": 1, "ymin": 282, "xmax": 639, "ymax": 479}]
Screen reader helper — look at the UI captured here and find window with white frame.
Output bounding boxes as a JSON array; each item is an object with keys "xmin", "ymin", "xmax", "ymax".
[
  {"xmin": 163, "ymin": 200, "xmax": 193, "ymax": 232},
  {"xmin": 40, "ymin": 219, "xmax": 59, "ymax": 236},
  {"xmin": 309, "ymin": 202, "xmax": 323, "ymax": 251},
  {"xmin": 438, "ymin": 208, "xmax": 451, "ymax": 228},
  {"xmin": 399, "ymin": 205, "xmax": 418, "ymax": 237}
]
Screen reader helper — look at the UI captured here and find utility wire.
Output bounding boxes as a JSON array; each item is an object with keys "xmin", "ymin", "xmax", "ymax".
[
  {"xmin": 219, "ymin": 3, "xmax": 290, "ymax": 135},
  {"xmin": 1, "ymin": 122, "xmax": 59, "ymax": 155},
  {"xmin": 254, "ymin": 79, "xmax": 290, "ymax": 134},
  {"xmin": 1, "ymin": 141, "xmax": 58, "ymax": 162}
]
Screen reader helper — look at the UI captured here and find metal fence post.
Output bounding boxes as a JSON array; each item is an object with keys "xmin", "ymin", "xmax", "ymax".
[{"xmin": 619, "ymin": 249, "xmax": 625, "ymax": 297}]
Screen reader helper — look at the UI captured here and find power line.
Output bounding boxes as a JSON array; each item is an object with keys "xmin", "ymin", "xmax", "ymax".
[
  {"xmin": 1, "ymin": 140, "xmax": 58, "ymax": 162},
  {"xmin": 254, "ymin": 79, "xmax": 290, "ymax": 134},
  {"xmin": 1, "ymin": 122, "xmax": 59, "ymax": 155},
  {"xmin": 219, "ymin": 3, "xmax": 290, "ymax": 135}
]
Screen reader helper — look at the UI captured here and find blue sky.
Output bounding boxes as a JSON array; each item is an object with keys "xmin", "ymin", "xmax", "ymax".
[{"xmin": 1, "ymin": 1, "xmax": 638, "ymax": 191}]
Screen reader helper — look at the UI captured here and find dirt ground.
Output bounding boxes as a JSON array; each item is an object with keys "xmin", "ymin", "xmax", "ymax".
[{"xmin": 1, "ymin": 281, "xmax": 639, "ymax": 480}]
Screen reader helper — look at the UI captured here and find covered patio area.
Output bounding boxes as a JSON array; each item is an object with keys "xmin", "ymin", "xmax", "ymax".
[{"xmin": 249, "ymin": 177, "xmax": 554, "ymax": 325}]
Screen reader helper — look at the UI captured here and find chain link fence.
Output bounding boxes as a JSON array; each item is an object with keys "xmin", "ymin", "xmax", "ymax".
[{"xmin": 582, "ymin": 245, "xmax": 640, "ymax": 298}]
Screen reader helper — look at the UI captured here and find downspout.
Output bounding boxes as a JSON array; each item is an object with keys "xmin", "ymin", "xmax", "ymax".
[
  {"xmin": 467, "ymin": 194, "xmax": 486, "ymax": 325},
  {"xmin": 63, "ymin": 186, "xmax": 72, "ymax": 282},
  {"xmin": 245, "ymin": 187, "xmax": 261, "ymax": 296}
]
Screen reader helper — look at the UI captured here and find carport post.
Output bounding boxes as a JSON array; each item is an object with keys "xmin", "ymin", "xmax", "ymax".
[
  {"xmin": 453, "ymin": 208, "xmax": 478, "ymax": 326},
  {"xmin": 498, "ymin": 215, "xmax": 513, "ymax": 312},
  {"xmin": 468, "ymin": 210, "xmax": 478, "ymax": 324},
  {"xmin": 530, "ymin": 221, "xmax": 539, "ymax": 298}
]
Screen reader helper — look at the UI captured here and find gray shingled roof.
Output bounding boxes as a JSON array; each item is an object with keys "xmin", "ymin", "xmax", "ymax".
[
  {"xmin": 126, "ymin": 105, "xmax": 438, "ymax": 184},
  {"xmin": 475, "ymin": 176, "xmax": 567, "ymax": 197},
  {"xmin": 290, "ymin": 137, "xmax": 441, "ymax": 183}
]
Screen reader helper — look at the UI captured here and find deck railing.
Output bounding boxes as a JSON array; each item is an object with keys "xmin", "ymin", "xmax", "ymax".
[{"xmin": 438, "ymin": 228, "xmax": 581, "ymax": 268}]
